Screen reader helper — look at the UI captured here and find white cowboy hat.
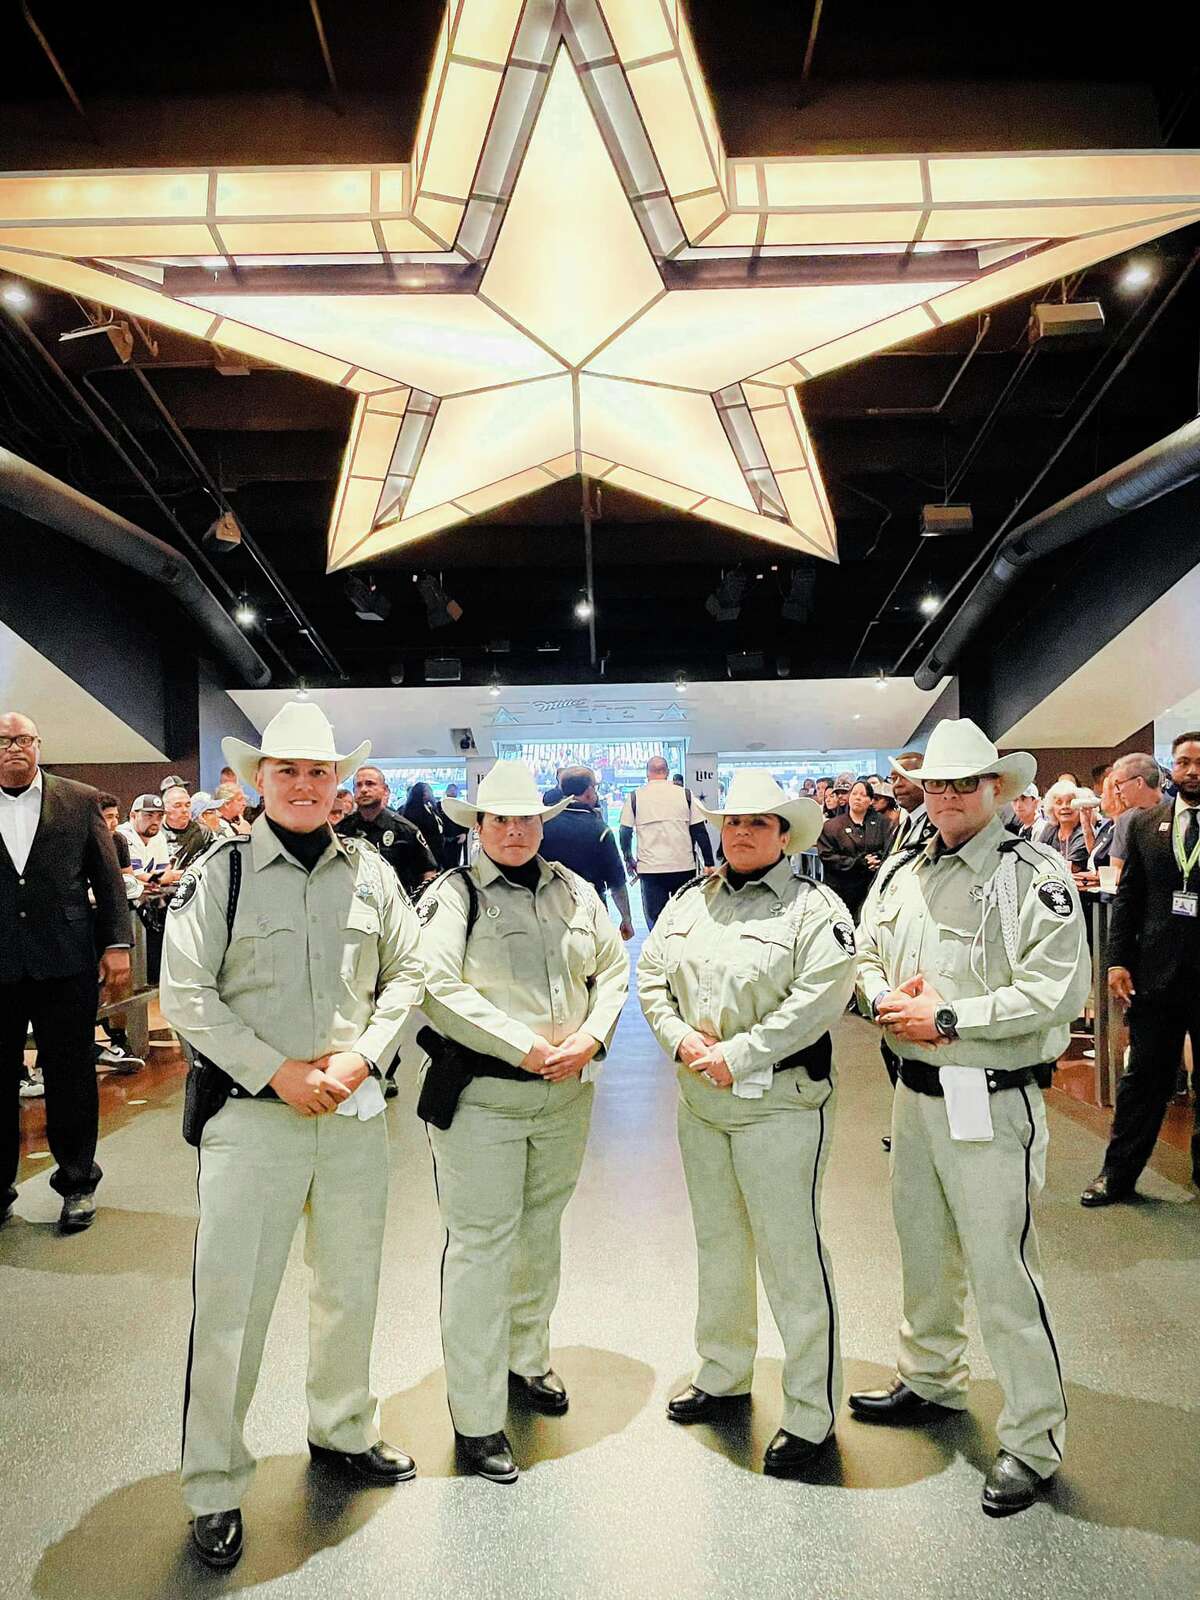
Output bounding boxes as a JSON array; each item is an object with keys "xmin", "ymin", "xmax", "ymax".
[
  {"xmin": 897, "ymin": 718, "xmax": 1036, "ymax": 805},
  {"xmin": 221, "ymin": 701, "xmax": 370, "ymax": 788},
  {"xmin": 441, "ymin": 760, "xmax": 571, "ymax": 828},
  {"xmin": 697, "ymin": 769, "xmax": 823, "ymax": 854}
]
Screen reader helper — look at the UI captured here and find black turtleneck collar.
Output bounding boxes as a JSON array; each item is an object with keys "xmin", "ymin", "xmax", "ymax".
[
  {"xmin": 724, "ymin": 856, "xmax": 784, "ymax": 891},
  {"xmin": 494, "ymin": 855, "xmax": 542, "ymax": 892},
  {"xmin": 266, "ymin": 815, "xmax": 333, "ymax": 872},
  {"xmin": 1, "ymin": 784, "xmax": 33, "ymax": 798}
]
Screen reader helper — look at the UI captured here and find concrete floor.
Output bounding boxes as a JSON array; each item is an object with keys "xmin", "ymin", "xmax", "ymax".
[{"xmin": 3, "ymin": 935, "xmax": 1199, "ymax": 1600}]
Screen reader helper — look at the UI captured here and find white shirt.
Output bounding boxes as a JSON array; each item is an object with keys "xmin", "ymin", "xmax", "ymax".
[
  {"xmin": 0, "ymin": 768, "xmax": 43, "ymax": 874},
  {"xmin": 117, "ymin": 820, "xmax": 173, "ymax": 877},
  {"xmin": 620, "ymin": 779, "xmax": 706, "ymax": 874}
]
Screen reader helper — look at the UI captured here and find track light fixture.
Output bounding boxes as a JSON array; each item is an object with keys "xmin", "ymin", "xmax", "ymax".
[
  {"xmin": 705, "ymin": 569, "xmax": 747, "ymax": 623},
  {"xmin": 417, "ymin": 573, "xmax": 463, "ymax": 628},
  {"xmin": 781, "ymin": 565, "xmax": 816, "ymax": 624},
  {"xmin": 233, "ymin": 593, "xmax": 256, "ymax": 627},
  {"xmin": 488, "ymin": 669, "xmax": 502, "ymax": 697},
  {"xmin": 574, "ymin": 591, "xmax": 594, "ymax": 621},
  {"xmin": 674, "ymin": 672, "xmax": 688, "ymax": 694},
  {"xmin": 1, "ymin": 282, "xmax": 31, "ymax": 310},
  {"xmin": 346, "ymin": 574, "xmax": 391, "ymax": 622},
  {"xmin": 919, "ymin": 592, "xmax": 941, "ymax": 617}
]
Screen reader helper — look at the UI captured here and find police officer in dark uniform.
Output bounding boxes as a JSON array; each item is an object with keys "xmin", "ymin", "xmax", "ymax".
[{"xmin": 337, "ymin": 764, "xmax": 437, "ymax": 898}]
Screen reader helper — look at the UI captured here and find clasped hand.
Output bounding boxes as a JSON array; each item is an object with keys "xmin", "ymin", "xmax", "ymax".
[
  {"xmin": 677, "ymin": 1030, "xmax": 733, "ymax": 1088},
  {"xmin": 270, "ymin": 1051, "xmax": 370, "ymax": 1117},
  {"xmin": 520, "ymin": 1031, "xmax": 600, "ymax": 1083},
  {"xmin": 873, "ymin": 975, "xmax": 946, "ymax": 1045}
]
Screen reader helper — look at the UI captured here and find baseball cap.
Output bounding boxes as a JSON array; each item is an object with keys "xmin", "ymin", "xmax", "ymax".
[
  {"xmin": 1019, "ymin": 783, "xmax": 1040, "ymax": 800},
  {"xmin": 132, "ymin": 793, "xmax": 165, "ymax": 813},
  {"xmin": 832, "ymin": 779, "xmax": 853, "ymax": 794},
  {"xmin": 160, "ymin": 774, "xmax": 188, "ymax": 793},
  {"xmin": 190, "ymin": 791, "xmax": 220, "ymax": 820}
]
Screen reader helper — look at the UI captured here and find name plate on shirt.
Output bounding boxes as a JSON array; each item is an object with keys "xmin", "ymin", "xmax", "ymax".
[{"xmin": 1171, "ymin": 890, "xmax": 1199, "ymax": 919}]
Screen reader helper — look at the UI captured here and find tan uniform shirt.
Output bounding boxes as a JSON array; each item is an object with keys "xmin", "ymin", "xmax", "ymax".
[
  {"xmin": 418, "ymin": 853, "xmax": 629, "ymax": 1070},
  {"xmin": 855, "ymin": 814, "xmax": 1090, "ymax": 1070},
  {"xmin": 159, "ymin": 818, "xmax": 423, "ymax": 1093},
  {"xmin": 637, "ymin": 858, "xmax": 858, "ymax": 1092}
]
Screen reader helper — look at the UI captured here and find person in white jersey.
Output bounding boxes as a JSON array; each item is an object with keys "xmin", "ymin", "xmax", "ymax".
[{"xmin": 619, "ymin": 756, "xmax": 715, "ymax": 929}]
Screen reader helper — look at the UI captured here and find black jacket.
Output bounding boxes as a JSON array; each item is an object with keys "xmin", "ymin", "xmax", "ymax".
[
  {"xmin": 816, "ymin": 810, "xmax": 889, "ymax": 914},
  {"xmin": 336, "ymin": 805, "xmax": 437, "ymax": 895},
  {"xmin": 0, "ymin": 772, "xmax": 131, "ymax": 982},
  {"xmin": 1108, "ymin": 800, "xmax": 1200, "ymax": 993},
  {"xmin": 539, "ymin": 803, "xmax": 627, "ymax": 899}
]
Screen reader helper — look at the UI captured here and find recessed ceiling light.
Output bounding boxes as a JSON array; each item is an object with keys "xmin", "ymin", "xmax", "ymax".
[
  {"xmin": 1119, "ymin": 257, "xmax": 1155, "ymax": 293},
  {"xmin": 919, "ymin": 593, "xmax": 941, "ymax": 616},
  {"xmin": 1, "ymin": 283, "xmax": 30, "ymax": 310},
  {"xmin": 574, "ymin": 593, "xmax": 593, "ymax": 620}
]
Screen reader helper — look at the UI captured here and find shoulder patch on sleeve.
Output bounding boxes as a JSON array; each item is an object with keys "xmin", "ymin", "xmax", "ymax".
[
  {"xmin": 1036, "ymin": 879, "xmax": 1074, "ymax": 918},
  {"xmin": 417, "ymin": 896, "xmax": 439, "ymax": 925},
  {"xmin": 168, "ymin": 873, "xmax": 199, "ymax": 913},
  {"xmin": 832, "ymin": 920, "xmax": 857, "ymax": 955}
]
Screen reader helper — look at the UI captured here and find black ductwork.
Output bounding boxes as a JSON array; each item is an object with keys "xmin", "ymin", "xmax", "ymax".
[
  {"xmin": 914, "ymin": 415, "xmax": 1200, "ymax": 691},
  {"xmin": 0, "ymin": 447, "xmax": 272, "ymax": 688}
]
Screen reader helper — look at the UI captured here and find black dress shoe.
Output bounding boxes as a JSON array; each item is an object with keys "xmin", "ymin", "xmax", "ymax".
[
  {"xmin": 666, "ymin": 1385, "xmax": 749, "ymax": 1423},
  {"xmin": 191, "ymin": 1509, "xmax": 243, "ymax": 1570},
  {"xmin": 763, "ymin": 1429, "xmax": 828, "ymax": 1476},
  {"xmin": 59, "ymin": 1193, "xmax": 96, "ymax": 1233},
  {"xmin": 308, "ymin": 1440, "xmax": 416, "ymax": 1484},
  {"xmin": 509, "ymin": 1369, "xmax": 568, "ymax": 1414},
  {"xmin": 981, "ymin": 1451, "xmax": 1049, "ymax": 1516},
  {"xmin": 848, "ymin": 1378, "xmax": 951, "ymax": 1423},
  {"xmin": 455, "ymin": 1431, "xmax": 518, "ymax": 1483},
  {"xmin": 1080, "ymin": 1173, "xmax": 1131, "ymax": 1207}
]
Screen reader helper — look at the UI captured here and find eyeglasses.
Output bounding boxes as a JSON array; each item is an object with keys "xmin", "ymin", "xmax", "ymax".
[
  {"xmin": 922, "ymin": 774, "xmax": 996, "ymax": 794},
  {"xmin": 0, "ymin": 734, "xmax": 39, "ymax": 750}
]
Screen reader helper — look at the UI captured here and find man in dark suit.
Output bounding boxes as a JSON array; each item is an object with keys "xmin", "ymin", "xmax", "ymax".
[
  {"xmin": 1082, "ymin": 731, "xmax": 1200, "ymax": 1205},
  {"xmin": 0, "ymin": 711, "xmax": 131, "ymax": 1231}
]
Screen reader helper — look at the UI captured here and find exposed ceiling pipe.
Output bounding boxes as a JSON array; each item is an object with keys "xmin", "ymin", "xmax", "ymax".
[
  {"xmin": 20, "ymin": 2, "xmax": 96, "ymax": 139},
  {"xmin": 913, "ymin": 413, "xmax": 1200, "ymax": 691},
  {"xmin": 307, "ymin": 0, "xmax": 344, "ymax": 112},
  {"xmin": 0, "ymin": 447, "xmax": 273, "ymax": 688},
  {"xmin": 801, "ymin": 0, "xmax": 824, "ymax": 81}
]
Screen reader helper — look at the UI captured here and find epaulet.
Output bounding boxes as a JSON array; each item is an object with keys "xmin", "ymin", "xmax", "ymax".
[
  {"xmin": 189, "ymin": 833, "xmax": 249, "ymax": 872},
  {"xmin": 669, "ymin": 872, "xmax": 710, "ymax": 901},
  {"xmin": 1003, "ymin": 837, "xmax": 1069, "ymax": 875}
]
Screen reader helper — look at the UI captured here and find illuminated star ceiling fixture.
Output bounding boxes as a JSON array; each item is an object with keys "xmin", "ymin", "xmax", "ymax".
[{"xmin": 3, "ymin": 1, "xmax": 1200, "ymax": 571}]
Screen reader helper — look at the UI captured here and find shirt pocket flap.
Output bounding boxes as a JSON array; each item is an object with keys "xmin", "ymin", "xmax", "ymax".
[
  {"xmin": 245, "ymin": 910, "xmax": 296, "ymax": 938},
  {"xmin": 346, "ymin": 899, "xmax": 381, "ymax": 935}
]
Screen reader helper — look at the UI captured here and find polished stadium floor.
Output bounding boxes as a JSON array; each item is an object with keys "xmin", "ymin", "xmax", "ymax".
[{"xmin": 4, "ymin": 928, "xmax": 1198, "ymax": 1600}]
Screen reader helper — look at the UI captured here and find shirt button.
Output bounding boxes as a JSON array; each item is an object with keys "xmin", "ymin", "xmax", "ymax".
[
  {"xmin": 18, "ymin": 878, "xmax": 24, "ymax": 886},
  {"xmin": 18, "ymin": 911, "xmax": 26, "ymax": 918}
]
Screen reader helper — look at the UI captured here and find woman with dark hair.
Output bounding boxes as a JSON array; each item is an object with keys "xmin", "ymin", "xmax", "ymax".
[
  {"xmin": 816, "ymin": 780, "xmax": 889, "ymax": 920},
  {"xmin": 403, "ymin": 780, "xmax": 444, "ymax": 862}
]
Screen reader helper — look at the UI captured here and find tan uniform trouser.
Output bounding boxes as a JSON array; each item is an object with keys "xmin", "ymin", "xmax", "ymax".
[
  {"xmin": 677, "ymin": 1065, "xmax": 841, "ymax": 1444},
  {"xmin": 182, "ymin": 1098, "xmax": 388, "ymax": 1515},
  {"xmin": 891, "ymin": 1080, "xmax": 1067, "ymax": 1478},
  {"xmin": 427, "ymin": 1073, "xmax": 593, "ymax": 1438}
]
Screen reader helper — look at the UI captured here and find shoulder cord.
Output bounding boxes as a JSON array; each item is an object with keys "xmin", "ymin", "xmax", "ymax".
[{"xmin": 969, "ymin": 851, "xmax": 1023, "ymax": 988}]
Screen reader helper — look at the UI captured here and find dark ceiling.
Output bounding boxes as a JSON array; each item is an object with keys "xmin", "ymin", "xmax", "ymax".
[{"xmin": 1, "ymin": 1, "xmax": 1198, "ymax": 694}]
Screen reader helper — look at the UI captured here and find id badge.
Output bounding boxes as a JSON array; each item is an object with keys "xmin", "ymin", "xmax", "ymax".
[{"xmin": 1171, "ymin": 890, "xmax": 1199, "ymax": 919}]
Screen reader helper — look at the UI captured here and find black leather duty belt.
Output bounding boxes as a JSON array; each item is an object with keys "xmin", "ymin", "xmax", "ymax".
[{"xmin": 897, "ymin": 1060, "xmax": 1054, "ymax": 1097}]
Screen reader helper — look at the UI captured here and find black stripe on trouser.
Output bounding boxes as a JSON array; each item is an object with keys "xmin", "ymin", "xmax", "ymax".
[
  {"xmin": 180, "ymin": 1148, "xmax": 203, "ymax": 1466},
  {"xmin": 810, "ymin": 1101, "xmax": 837, "ymax": 1435},
  {"xmin": 1017, "ymin": 1086, "xmax": 1066, "ymax": 1462},
  {"xmin": 423, "ymin": 1126, "xmax": 460, "ymax": 1436}
]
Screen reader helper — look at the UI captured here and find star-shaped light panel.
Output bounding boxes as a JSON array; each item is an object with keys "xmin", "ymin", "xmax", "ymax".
[{"xmin": 2, "ymin": 0, "xmax": 1199, "ymax": 571}]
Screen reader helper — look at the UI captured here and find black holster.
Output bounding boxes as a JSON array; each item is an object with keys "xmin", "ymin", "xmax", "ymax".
[
  {"xmin": 416, "ymin": 1025, "xmax": 531, "ymax": 1130},
  {"xmin": 775, "ymin": 1032, "xmax": 833, "ymax": 1081},
  {"xmin": 182, "ymin": 1052, "xmax": 234, "ymax": 1147}
]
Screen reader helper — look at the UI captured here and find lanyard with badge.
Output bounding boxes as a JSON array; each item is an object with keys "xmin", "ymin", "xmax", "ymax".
[{"xmin": 1172, "ymin": 809, "xmax": 1200, "ymax": 919}]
